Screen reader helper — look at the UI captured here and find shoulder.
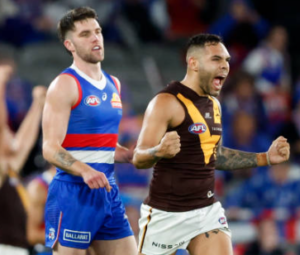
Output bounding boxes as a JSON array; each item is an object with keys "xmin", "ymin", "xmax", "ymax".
[
  {"xmin": 146, "ymin": 93, "xmax": 184, "ymax": 123},
  {"xmin": 110, "ymin": 75, "xmax": 121, "ymax": 93},
  {"xmin": 150, "ymin": 93, "xmax": 180, "ymax": 109},
  {"xmin": 46, "ymin": 74, "xmax": 79, "ymax": 106},
  {"xmin": 48, "ymin": 74, "xmax": 78, "ymax": 92}
]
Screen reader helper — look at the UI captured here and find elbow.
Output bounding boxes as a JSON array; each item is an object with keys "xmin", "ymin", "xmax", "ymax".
[
  {"xmin": 26, "ymin": 228, "xmax": 37, "ymax": 246},
  {"xmin": 27, "ymin": 232, "xmax": 35, "ymax": 246},
  {"xmin": 42, "ymin": 142, "xmax": 51, "ymax": 162},
  {"xmin": 42, "ymin": 140, "xmax": 57, "ymax": 164},
  {"xmin": 133, "ymin": 157, "xmax": 150, "ymax": 169},
  {"xmin": 132, "ymin": 156, "xmax": 141, "ymax": 169},
  {"xmin": 132, "ymin": 154, "xmax": 144, "ymax": 169}
]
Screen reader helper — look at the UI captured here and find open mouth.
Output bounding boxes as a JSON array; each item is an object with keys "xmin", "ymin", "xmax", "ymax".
[
  {"xmin": 213, "ymin": 75, "xmax": 226, "ymax": 91},
  {"xmin": 92, "ymin": 45, "xmax": 101, "ymax": 51}
]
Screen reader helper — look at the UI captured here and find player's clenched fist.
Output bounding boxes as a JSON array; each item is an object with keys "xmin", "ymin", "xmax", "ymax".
[
  {"xmin": 82, "ymin": 168, "xmax": 112, "ymax": 192},
  {"xmin": 156, "ymin": 131, "xmax": 181, "ymax": 158},
  {"xmin": 267, "ymin": 136, "xmax": 290, "ymax": 165}
]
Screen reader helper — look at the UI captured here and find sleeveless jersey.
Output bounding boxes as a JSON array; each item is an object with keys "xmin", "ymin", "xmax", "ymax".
[
  {"xmin": 54, "ymin": 67, "xmax": 122, "ymax": 184},
  {"xmin": 144, "ymin": 81, "xmax": 222, "ymax": 212}
]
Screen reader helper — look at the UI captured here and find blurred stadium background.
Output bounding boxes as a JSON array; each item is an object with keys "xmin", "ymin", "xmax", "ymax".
[{"xmin": 1, "ymin": 0, "xmax": 300, "ymax": 254}]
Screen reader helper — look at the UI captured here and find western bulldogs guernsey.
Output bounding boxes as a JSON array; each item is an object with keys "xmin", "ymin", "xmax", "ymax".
[
  {"xmin": 45, "ymin": 66, "xmax": 133, "ymax": 250},
  {"xmin": 54, "ymin": 65, "xmax": 122, "ymax": 184}
]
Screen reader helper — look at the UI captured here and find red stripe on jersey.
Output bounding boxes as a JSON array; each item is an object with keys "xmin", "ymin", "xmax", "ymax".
[
  {"xmin": 61, "ymin": 134, "xmax": 118, "ymax": 148},
  {"xmin": 111, "ymin": 76, "xmax": 121, "ymax": 96},
  {"xmin": 286, "ymin": 218, "xmax": 296, "ymax": 242},
  {"xmin": 60, "ymin": 73, "xmax": 83, "ymax": 110}
]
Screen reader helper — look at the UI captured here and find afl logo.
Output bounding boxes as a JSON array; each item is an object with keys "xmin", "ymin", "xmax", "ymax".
[
  {"xmin": 84, "ymin": 95, "xmax": 101, "ymax": 106},
  {"xmin": 219, "ymin": 217, "xmax": 227, "ymax": 225},
  {"xmin": 188, "ymin": 123, "xmax": 207, "ymax": 134}
]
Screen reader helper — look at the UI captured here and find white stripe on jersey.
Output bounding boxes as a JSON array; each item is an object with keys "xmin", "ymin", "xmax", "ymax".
[{"xmin": 68, "ymin": 150, "xmax": 115, "ymax": 164}]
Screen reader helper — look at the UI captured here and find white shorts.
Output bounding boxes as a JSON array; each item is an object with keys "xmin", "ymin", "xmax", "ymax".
[
  {"xmin": 0, "ymin": 244, "xmax": 29, "ymax": 255},
  {"xmin": 138, "ymin": 202, "xmax": 231, "ymax": 255}
]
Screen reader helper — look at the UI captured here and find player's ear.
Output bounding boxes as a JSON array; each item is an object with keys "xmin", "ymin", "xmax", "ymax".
[
  {"xmin": 64, "ymin": 39, "xmax": 74, "ymax": 53},
  {"xmin": 188, "ymin": 56, "xmax": 199, "ymax": 71}
]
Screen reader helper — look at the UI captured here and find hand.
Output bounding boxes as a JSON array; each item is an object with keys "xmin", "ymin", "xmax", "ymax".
[
  {"xmin": 114, "ymin": 143, "xmax": 134, "ymax": 163},
  {"xmin": 267, "ymin": 136, "xmax": 290, "ymax": 164},
  {"xmin": 82, "ymin": 168, "xmax": 112, "ymax": 192},
  {"xmin": 156, "ymin": 131, "xmax": 181, "ymax": 158},
  {"xmin": 32, "ymin": 86, "xmax": 47, "ymax": 107}
]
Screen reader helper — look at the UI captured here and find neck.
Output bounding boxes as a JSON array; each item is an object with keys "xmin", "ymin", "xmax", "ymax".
[
  {"xmin": 73, "ymin": 58, "xmax": 102, "ymax": 81},
  {"xmin": 181, "ymin": 74, "xmax": 206, "ymax": 96}
]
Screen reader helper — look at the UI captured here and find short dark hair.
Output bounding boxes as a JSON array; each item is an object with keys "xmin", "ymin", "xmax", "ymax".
[
  {"xmin": 186, "ymin": 33, "xmax": 223, "ymax": 52},
  {"xmin": 58, "ymin": 7, "xmax": 98, "ymax": 42}
]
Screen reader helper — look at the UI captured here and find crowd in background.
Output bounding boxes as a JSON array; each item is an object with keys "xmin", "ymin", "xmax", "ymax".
[{"xmin": 1, "ymin": 0, "xmax": 300, "ymax": 255}]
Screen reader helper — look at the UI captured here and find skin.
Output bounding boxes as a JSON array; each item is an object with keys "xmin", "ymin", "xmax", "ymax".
[
  {"xmin": 0, "ymin": 64, "xmax": 12, "ymax": 185},
  {"xmin": 27, "ymin": 167, "xmax": 56, "ymax": 245},
  {"xmin": 42, "ymin": 18, "xmax": 137, "ymax": 255},
  {"xmin": 0, "ymin": 62, "xmax": 46, "ymax": 187},
  {"xmin": 133, "ymin": 42, "xmax": 290, "ymax": 255}
]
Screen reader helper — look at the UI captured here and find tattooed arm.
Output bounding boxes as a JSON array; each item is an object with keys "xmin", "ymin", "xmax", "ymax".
[
  {"xmin": 216, "ymin": 137, "xmax": 290, "ymax": 170},
  {"xmin": 42, "ymin": 75, "xmax": 111, "ymax": 191},
  {"xmin": 133, "ymin": 94, "xmax": 182, "ymax": 169}
]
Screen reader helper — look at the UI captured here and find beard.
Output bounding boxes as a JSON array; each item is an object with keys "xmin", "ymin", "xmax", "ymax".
[
  {"xmin": 74, "ymin": 44, "xmax": 104, "ymax": 64},
  {"xmin": 198, "ymin": 70, "xmax": 221, "ymax": 97}
]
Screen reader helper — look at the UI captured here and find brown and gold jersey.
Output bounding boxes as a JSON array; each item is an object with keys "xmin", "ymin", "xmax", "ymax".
[{"xmin": 144, "ymin": 81, "xmax": 222, "ymax": 212}]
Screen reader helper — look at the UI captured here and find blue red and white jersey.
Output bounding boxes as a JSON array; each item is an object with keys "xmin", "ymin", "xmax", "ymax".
[{"xmin": 54, "ymin": 65, "xmax": 122, "ymax": 184}]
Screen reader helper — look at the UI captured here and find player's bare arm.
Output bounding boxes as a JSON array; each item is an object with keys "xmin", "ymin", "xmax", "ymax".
[
  {"xmin": 0, "ymin": 64, "xmax": 12, "ymax": 186},
  {"xmin": 114, "ymin": 143, "xmax": 133, "ymax": 163},
  {"xmin": 216, "ymin": 136, "xmax": 290, "ymax": 170},
  {"xmin": 133, "ymin": 93, "xmax": 183, "ymax": 169},
  {"xmin": 42, "ymin": 75, "xmax": 111, "ymax": 191},
  {"xmin": 9, "ymin": 86, "xmax": 46, "ymax": 173}
]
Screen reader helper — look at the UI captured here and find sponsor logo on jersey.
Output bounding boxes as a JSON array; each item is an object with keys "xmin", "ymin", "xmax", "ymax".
[
  {"xmin": 219, "ymin": 217, "xmax": 227, "ymax": 225},
  {"xmin": 102, "ymin": 93, "xmax": 107, "ymax": 101},
  {"xmin": 48, "ymin": 228, "xmax": 55, "ymax": 240},
  {"xmin": 188, "ymin": 123, "xmax": 207, "ymax": 134},
  {"xmin": 84, "ymin": 95, "xmax": 101, "ymax": 106},
  {"xmin": 207, "ymin": 190, "xmax": 214, "ymax": 198},
  {"xmin": 111, "ymin": 93, "xmax": 122, "ymax": 109},
  {"xmin": 63, "ymin": 229, "xmax": 91, "ymax": 243},
  {"xmin": 152, "ymin": 241, "xmax": 185, "ymax": 249},
  {"xmin": 205, "ymin": 112, "xmax": 212, "ymax": 119}
]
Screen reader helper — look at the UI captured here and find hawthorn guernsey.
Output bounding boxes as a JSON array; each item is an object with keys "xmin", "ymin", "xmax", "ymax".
[{"xmin": 55, "ymin": 65, "xmax": 122, "ymax": 184}]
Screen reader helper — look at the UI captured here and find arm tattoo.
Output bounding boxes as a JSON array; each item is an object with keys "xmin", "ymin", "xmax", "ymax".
[
  {"xmin": 205, "ymin": 229, "xmax": 220, "ymax": 239},
  {"xmin": 54, "ymin": 150, "xmax": 77, "ymax": 167},
  {"xmin": 216, "ymin": 146, "xmax": 257, "ymax": 170}
]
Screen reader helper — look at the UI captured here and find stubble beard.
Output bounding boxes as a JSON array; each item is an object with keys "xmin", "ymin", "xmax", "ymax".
[
  {"xmin": 76, "ymin": 46, "xmax": 103, "ymax": 64},
  {"xmin": 199, "ymin": 71, "xmax": 222, "ymax": 97}
]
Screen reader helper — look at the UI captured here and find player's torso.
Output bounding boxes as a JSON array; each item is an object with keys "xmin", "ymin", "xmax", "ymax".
[
  {"xmin": 145, "ymin": 81, "xmax": 222, "ymax": 212},
  {"xmin": 55, "ymin": 67, "xmax": 122, "ymax": 183}
]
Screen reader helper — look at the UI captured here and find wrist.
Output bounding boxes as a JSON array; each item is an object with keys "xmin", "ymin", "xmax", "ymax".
[
  {"xmin": 148, "ymin": 145, "xmax": 162, "ymax": 160},
  {"xmin": 256, "ymin": 152, "xmax": 271, "ymax": 166}
]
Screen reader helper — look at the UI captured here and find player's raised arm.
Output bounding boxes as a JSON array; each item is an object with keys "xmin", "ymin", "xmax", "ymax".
[
  {"xmin": 9, "ymin": 86, "xmax": 46, "ymax": 173},
  {"xmin": 133, "ymin": 93, "xmax": 181, "ymax": 169},
  {"xmin": 42, "ymin": 75, "xmax": 111, "ymax": 191},
  {"xmin": 216, "ymin": 136, "xmax": 290, "ymax": 170}
]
